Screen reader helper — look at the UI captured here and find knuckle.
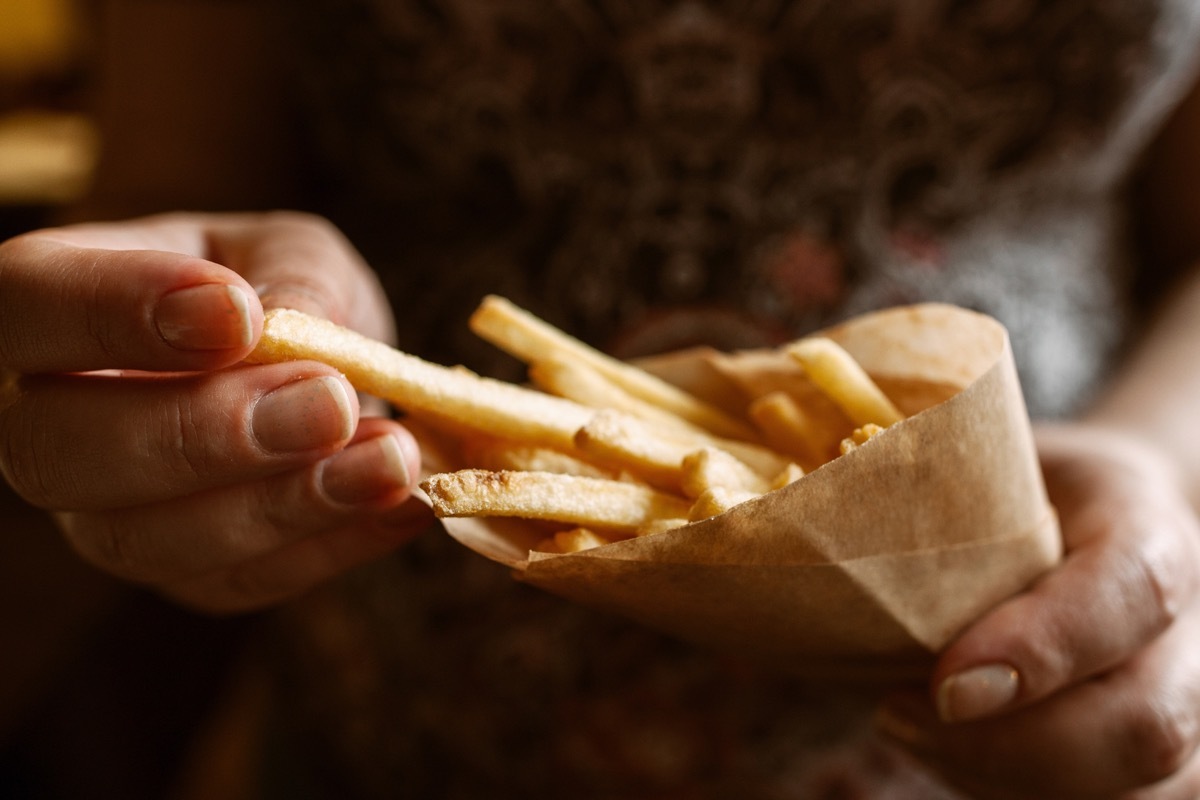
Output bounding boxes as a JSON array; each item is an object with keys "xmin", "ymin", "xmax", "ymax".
[
  {"xmin": 160, "ymin": 394, "xmax": 214, "ymax": 486},
  {"xmin": 998, "ymin": 610, "xmax": 1074, "ymax": 695},
  {"xmin": 1135, "ymin": 539, "xmax": 1185, "ymax": 632},
  {"xmin": 0, "ymin": 397, "xmax": 69, "ymax": 508},
  {"xmin": 262, "ymin": 210, "xmax": 341, "ymax": 242},
  {"xmin": 1123, "ymin": 702, "xmax": 1197, "ymax": 786},
  {"xmin": 82, "ymin": 290, "xmax": 122, "ymax": 364},
  {"xmin": 57, "ymin": 512, "xmax": 144, "ymax": 580},
  {"xmin": 1122, "ymin": 505, "xmax": 1197, "ymax": 636}
]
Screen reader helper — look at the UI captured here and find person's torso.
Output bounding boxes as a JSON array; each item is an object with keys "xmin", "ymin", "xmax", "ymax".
[{"xmin": 267, "ymin": 4, "xmax": 1200, "ymax": 798}]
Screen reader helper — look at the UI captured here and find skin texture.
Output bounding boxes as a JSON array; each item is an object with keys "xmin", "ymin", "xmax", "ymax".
[{"xmin": 5, "ymin": 1, "xmax": 1200, "ymax": 796}]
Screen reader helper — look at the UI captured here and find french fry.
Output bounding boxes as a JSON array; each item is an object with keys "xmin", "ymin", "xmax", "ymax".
[
  {"xmin": 250, "ymin": 309, "xmax": 593, "ymax": 452},
  {"xmin": 687, "ymin": 486, "xmax": 760, "ymax": 522},
  {"xmin": 529, "ymin": 356, "xmax": 702, "ymax": 435},
  {"xmin": 545, "ymin": 528, "xmax": 613, "ymax": 553},
  {"xmin": 575, "ymin": 409, "xmax": 792, "ymax": 490},
  {"xmin": 839, "ymin": 423, "xmax": 886, "ymax": 455},
  {"xmin": 250, "ymin": 301, "xmax": 928, "ymax": 559},
  {"xmin": 787, "ymin": 337, "xmax": 905, "ymax": 428},
  {"xmin": 459, "ymin": 436, "xmax": 619, "ymax": 479},
  {"xmin": 469, "ymin": 295, "xmax": 760, "ymax": 441},
  {"xmin": 770, "ymin": 462, "xmax": 806, "ymax": 491},
  {"xmin": 573, "ymin": 410, "xmax": 696, "ymax": 489},
  {"xmin": 680, "ymin": 447, "xmax": 771, "ymax": 499},
  {"xmin": 421, "ymin": 469, "xmax": 692, "ymax": 532},
  {"xmin": 747, "ymin": 390, "xmax": 829, "ymax": 469},
  {"xmin": 635, "ymin": 517, "xmax": 690, "ymax": 537}
]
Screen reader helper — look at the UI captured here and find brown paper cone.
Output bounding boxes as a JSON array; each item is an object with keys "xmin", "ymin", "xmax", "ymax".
[{"xmin": 433, "ymin": 303, "xmax": 1062, "ymax": 678}]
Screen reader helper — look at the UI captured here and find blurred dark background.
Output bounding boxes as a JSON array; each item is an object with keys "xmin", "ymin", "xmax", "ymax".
[{"xmin": 1, "ymin": 4, "xmax": 252, "ymax": 798}]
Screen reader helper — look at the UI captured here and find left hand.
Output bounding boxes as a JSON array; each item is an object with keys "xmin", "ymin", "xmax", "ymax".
[{"xmin": 878, "ymin": 423, "xmax": 1200, "ymax": 799}]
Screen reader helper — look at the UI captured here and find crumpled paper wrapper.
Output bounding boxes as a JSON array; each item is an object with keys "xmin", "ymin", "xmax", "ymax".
[{"xmin": 432, "ymin": 303, "xmax": 1062, "ymax": 679}]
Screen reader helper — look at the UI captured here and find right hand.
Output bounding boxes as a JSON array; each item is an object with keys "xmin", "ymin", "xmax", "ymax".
[{"xmin": 0, "ymin": 212, "xmax": 430, "ymax": 613}]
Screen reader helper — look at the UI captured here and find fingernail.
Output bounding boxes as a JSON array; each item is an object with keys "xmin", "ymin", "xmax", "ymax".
[
  {"xmin": 156, "ymin": 284, "xmax": 254, "ymax": 350},
  {"xmin": 322, "ymin": 434, "xmax": 411, "ymax": 505},
  {"xmin": 936, "ymin": 663, "xmax": 1019, "ymax": 722},
  {"xmin": 253, "ymin": 376, "xmax": 354, "ymax": 453}
]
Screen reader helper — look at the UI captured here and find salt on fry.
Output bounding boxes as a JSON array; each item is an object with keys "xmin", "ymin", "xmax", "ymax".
[
  {"xmin": 250, "ymin": 309, "xmax": 593, "ymax": 452},
  {"xmin": 421, "ymin": 469, "xmax": 692, "ymax": 533},
  {"xmin": 787, "ymin": 337, "xmax": 904, "ymax": 428},
  {"xmin": 469, "ymin": 295, "xmax": 760, "ymax": 441}
]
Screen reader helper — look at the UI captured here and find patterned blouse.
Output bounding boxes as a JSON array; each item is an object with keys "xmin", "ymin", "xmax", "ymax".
[{"xmin": 261, "ymin": 2, "xmax": 1200, "ymax": 798}]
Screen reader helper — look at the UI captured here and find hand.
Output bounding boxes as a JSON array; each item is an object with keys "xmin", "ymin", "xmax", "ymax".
[
  {"xmin": 0, "ymin": 212, "xmax": 430, "ymax": 613},
  {"xmin": 877, "ymin": 423, "xmax": 1200, "ymax": 799}
]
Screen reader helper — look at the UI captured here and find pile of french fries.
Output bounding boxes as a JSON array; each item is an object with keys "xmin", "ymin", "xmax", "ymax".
[{"xmin": 249, "ymin": 296, "xmax": 908, "ymax": 554}]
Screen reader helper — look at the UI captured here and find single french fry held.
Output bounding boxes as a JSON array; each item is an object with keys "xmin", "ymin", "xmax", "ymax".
[{"xmin": 250, "ymin": 309, "xmax": 593, "ymax": 452}]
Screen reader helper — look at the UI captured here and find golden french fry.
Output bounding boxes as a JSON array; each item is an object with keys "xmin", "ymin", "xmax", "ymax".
[
  {"xmin": 469, "ymin": 295, "xmax": 760, "ymax": 441},
  {"xmin": 460, "ymin": 436, "xmax": 619, "ymax": 479},
  {"xmin": 747, "ymin": 390, "xmax": 829, "ymax": 469},
  {"xmin": 839, "ymin": 423, "xmax": 886, "ymax": 455},
  {"xmin": 421, "ymin": 469, "xmax": 692, "ymax": 532},
  {"xmin": 769, "ymin": 462, "xmax": 806, "ymax": 491},
  {"xmin": 573, "ymin": 410, "xmax": 693, "ymax": 489},
  {"xmin": 250, "ymin": 309, "xmax": 593, "ymax": 452},
  {"xmin": 687, "ymin": 486, "xmax": 759, "ymax": 522},
  {"xmin": 554, "ymin": 528, "xmax": 613, "ymax": 553},
  {"xmin": 680, "ymin": 447, "xmax": 771, "ymax": 499},
  {"xmin": 529, "ymin": 356, "xmax": 702, "ymax": 435},
  {"xmin": 787, "ymin": 337, "xmax": 904, "ymax": 428},
  {"xmin": 575, "ymin": 409, "xmax": 791, "ymax": 490},
  {"xmin": 532, "ymin": 535, "xmax": 561, "ymax": 554}
]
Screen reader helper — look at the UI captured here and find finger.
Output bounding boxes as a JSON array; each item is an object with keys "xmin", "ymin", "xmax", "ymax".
[
  {"xmin": 58, "ymin": 417, "xmax": 421, "ymax": 584},
  {"xmin": 166, "ymin": 498, "xmax": 434, "ymax": 614},
  {"xmin": 1, "ymin": 363, "xmax": 359, "ymax": 510},
  {"xmin": 0, "ymin": 231, "xmax": 261, "ymax": 373},
  {"xmin": 879, "ymin": 607, "xmax": 1200, "ymax": 798},
  {"xmin": 200, "ymin": 211, "xmax": 395, "ymax": 343},
  {"xmin": 931, "ymin": 460, "xmax": 1200, "ymax": 723},
  {"xmin": 1124, "ymin": 751, "xmax": 1200, "ymax": 800}
]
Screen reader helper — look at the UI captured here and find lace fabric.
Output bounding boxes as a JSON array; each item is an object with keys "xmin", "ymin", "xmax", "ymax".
[{"xmin": 293, "ymin": 0, "xmax": 1200, "ymax": 415}]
